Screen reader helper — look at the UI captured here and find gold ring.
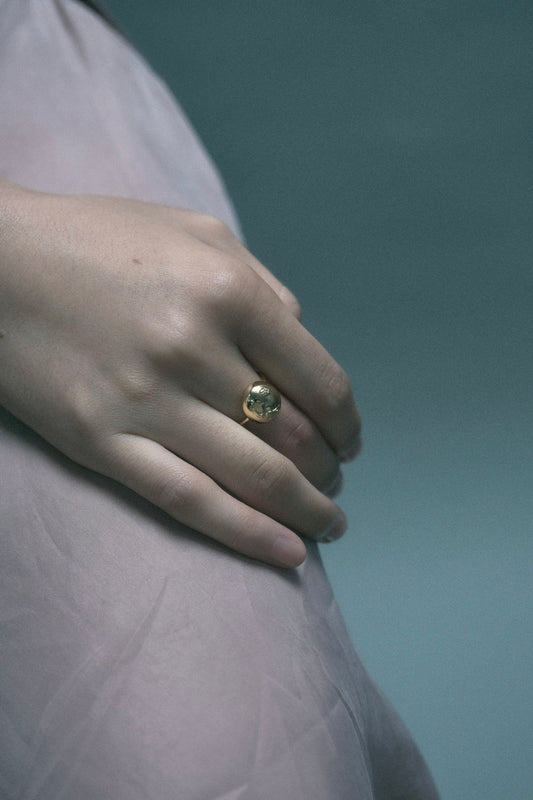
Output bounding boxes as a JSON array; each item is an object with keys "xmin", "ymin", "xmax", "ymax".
[{"xmin": 240, "ymin": 378, "xmax": 281, "ymax": 424}]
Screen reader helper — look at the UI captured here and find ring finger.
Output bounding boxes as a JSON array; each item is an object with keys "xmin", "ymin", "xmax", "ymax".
[
  {"xmin": 141, "ymin": 393, "xmax": 346, "ymax": 543},
  {"xmin": 178, "ymin": 347, "xmax": 342, "ymax": 493}
]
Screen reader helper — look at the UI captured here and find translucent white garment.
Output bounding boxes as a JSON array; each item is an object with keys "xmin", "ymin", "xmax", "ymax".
[{"xmin": 0, "ymin": 2, "xmax": 439, "ymax": 798}]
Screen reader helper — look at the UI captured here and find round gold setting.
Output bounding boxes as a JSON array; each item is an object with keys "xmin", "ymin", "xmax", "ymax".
[{"xmin": 241, "ymin": 380, "xmax": 281, "ymax": 424}]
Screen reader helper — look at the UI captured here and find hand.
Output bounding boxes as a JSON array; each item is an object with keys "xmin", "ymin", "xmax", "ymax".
[{"xmin": 0, "ymin": 183, "xmax": 361, "ymax": 567}]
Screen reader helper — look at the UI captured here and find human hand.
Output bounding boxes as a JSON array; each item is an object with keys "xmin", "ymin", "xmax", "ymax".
[{"xmin": 0, "ymin": 183, "xmax": 361, "ymax": 567}]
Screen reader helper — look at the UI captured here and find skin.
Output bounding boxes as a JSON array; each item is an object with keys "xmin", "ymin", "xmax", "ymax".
[{"xmin": 0, "ymin": 178, "xmax": 361, "ymax": 568}]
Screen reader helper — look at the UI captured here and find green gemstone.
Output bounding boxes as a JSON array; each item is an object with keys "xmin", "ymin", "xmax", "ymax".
[{"xmin": 246, "ymin": 383, "xmax": 281, "ymax": 421}]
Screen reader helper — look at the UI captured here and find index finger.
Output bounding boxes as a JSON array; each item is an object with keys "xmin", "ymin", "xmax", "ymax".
[{"xmin": 179, "ymin": 211, "xmax": 302, "ymax": 318}]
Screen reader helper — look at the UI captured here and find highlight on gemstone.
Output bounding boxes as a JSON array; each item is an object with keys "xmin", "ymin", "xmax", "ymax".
[{"xmin": 244, "ymin": 382, "xmax": 281, "ymax": 422}]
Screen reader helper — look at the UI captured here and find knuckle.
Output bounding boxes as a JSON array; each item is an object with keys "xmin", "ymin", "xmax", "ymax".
[
  {"xmin": 226, "ymin": 507, "xmax": 286, "ymax": 562},
  {"xmin": 249, "ymin": 456, "xmax": 293, "ymax": 502},
  {"xmin": 113, "ymin": 366, "xmax": 157, "ymax": 405},
  {"xmin": 318, "ymin": 365, "xmax": 352, "ymax": 415},
  {"xmin": 148, "ymin": 316, "xmax": 208, "ymax": 374},
  {"xmin": 194, "ymin": 212, "xmax": 229, "ymax": 236},
  {"xmin": 207, "ymin": 215, "xmax": 232, "ymax": 241},
  {"xmin": 282, "ymin": 415, "xmax": 315, "ymax": 453},
  {"xmin": 208, "ymin": 259, "xmax": 241, "ymax": 299},
  {"xmin": 203, "ymin": 255, "xmax": 255, "ymax": 314},
  {"xmin": 153, "ymin": 467, "xmax": 199, "ymax": 518},
  {"xmin": 184, "ymin": 211, "xmax": 236, "ymax": 247}
]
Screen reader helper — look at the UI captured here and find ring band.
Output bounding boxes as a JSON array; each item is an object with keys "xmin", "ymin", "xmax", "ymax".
[{"xmin": 241, "ymin": 378, "xmax": 281, "ymax": 424}]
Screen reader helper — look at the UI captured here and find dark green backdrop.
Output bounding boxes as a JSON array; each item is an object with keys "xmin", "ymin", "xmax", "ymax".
[{"xmin": 102, "ymin": 3, "xmax": 533, "ymax": 797}]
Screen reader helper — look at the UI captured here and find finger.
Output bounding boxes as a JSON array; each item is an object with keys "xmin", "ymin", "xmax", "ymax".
[
  {"xmin": 105, "ymin": 433, "xmax": 307, "ymax": 568},
  {"xmin": 244, "ymin": 395, "xmax": 341, "ymax": 493},
  {"xmin": 223, "ymin": 244, "xmax": 301, "ymax": 320},
  {"xmin": 180, "ymin": 211, "xmax": 301, "ymax": 317},
  {"xmin": 169, "ymin": 341, "xmax": 341, "ymax": 492},
  {"xmin": 233, "ymin": 286, "xmax": 362, "ymax": 457},
  {"xmin": 143, "ymin": 403, "xmax": 348, "ymax": 543}
]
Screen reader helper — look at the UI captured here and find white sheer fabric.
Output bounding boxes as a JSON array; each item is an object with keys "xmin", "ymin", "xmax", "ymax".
[{"xmin": 0, "ymin": 2, "xmax": 439, "ymax": 798}]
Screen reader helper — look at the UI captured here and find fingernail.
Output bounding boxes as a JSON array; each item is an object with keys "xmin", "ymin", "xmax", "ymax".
[
  {"xmin": 271, "ymin": 535, "xmax": 307, "ymax": 568},
  {"xmin": 340, "ymin": 435, "xmax": 362, "ymax": 463},
  {"xmin": 319, "ymin": 509, "xmax": 347, "ymax": 544}
]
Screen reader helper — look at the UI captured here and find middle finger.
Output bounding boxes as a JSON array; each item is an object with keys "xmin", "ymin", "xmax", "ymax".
[
  {"xmin": 151, "ymin": 399, "xmax": 347, "ymax": 543},
  {"xmin": 179, "ymin": 346, "xmax": 342, "ymax": 493}
]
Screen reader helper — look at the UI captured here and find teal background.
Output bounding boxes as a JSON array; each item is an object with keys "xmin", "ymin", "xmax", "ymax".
[{"xmin": 103, "ymin": 2, "xmax": 533, "ymax": 797}]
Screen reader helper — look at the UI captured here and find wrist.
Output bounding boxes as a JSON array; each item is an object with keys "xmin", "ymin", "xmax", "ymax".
[{"xmin": 0, "ymin": 178, "xmax": 50, "ymax": 322}]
